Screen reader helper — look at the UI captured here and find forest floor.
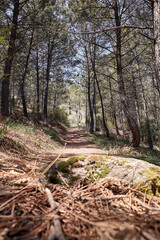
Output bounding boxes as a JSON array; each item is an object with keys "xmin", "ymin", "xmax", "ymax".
[{"xmin": 0, "ymin": 123, "xmax": 160, "ymax": 239}]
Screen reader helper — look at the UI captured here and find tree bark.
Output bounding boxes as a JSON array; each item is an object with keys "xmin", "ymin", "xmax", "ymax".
[
  {"xmin": 154, "ymin": 0, "xmax": 160, "ymax": 95},
  {"xmin": 114, "ymin": 1, "xmax": 140, "ymax": 148},
  {"xmin": 1, "ymin": 0, "xmax": 19, "ymax": 116},
  {"xmin": 43, "ymin": 38, "xmax": 54, "ymax": 118},
  {"xmin": 84, "ymin": 46, "xmax": 94, "ymax": 133},
  {"xmin": 108, "ymin": 78, "xmax": 120, "ymax": 136},
  {"xmin": 90, "ymin": 43, "xmax": 109, "ymax": 137},
  {"xmin": 20, "ymin": 30, "xmax": 34, "ymax": 119},
  {"xmin": 134, "ymin": 52, "xmax": 153, "ymax": 149},
  {"xmin": 36, "ymin": 48, "xmax": 40, "ymax": 113}
]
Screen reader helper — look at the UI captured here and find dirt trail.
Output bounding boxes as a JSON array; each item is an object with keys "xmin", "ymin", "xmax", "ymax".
[{"xmin": 54, "ymin": 128, "xmax": 106, "ymax": 158}]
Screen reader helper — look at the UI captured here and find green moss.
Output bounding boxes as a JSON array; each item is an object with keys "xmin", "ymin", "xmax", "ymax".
[
  {"xmin": 132, "ymin": 176, "xmax": 160, "ymax": 196},
  {"xmin": 72, "ymin": 162, "xmax": 83, "ymax": 168},
  {"xmin": 57, "ymin": 161, "xmax": 70, "ymax": 173},
  {"xmin": 137, "ymin": 182, "xmax": 153, "ymax": 196},
  {"xmin": 85, "ymin": 166, "xmax": 91, "ymax": 171},
  {"xmin": 142, "ymin": 168, "xmax": 159, "ymax": 178},
  {"xmin": 149, "ymin": 167, "xmax": 160, "ymax": 174},
  {"xmin": 91, "ymin": 165, "xmax": 110, "ymax": 179},
  {"xmin": 68, "ymin": 155, "xmax": 87, "ymax": 163},
  {"xmin": 57, "ymin": 156, "xmax": 86, "ymax": 173},
  {"xmin": 68, "ymin": 175, "xmax": 80, "ymax": 186},
  {"xmin": 117, "ymin": 160, "xmax": 127, "ymax": 166},
  {"xmin": 125, "ymin": 165, "xmax": 132, "ymax": 169},
  {"xmin": 47, "ymin": 170, "xmax": 61, "ymax": 184}
]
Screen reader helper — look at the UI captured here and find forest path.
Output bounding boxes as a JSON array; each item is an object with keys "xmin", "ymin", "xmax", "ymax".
[{"xmin": 54, "ymin": 127, "xmax": 106, "ymax": 158}]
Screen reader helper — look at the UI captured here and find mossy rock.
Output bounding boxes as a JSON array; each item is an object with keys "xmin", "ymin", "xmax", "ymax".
[{"xmin": 47, "ymin": 170, "xmax": 61, "ymax": 184}]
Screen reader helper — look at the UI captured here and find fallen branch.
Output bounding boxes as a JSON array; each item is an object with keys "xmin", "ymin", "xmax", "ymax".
[
  {"xmin": 45, "ymin": 188, "xmax": 66, "ymax": 240},
  {"xmin": 42, "ymin": 143, "xmax": 66, "ymax": 175}
]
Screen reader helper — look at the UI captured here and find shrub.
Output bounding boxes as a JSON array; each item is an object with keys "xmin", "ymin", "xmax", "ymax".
[{"xmin": 49, "ymin": 108, "xmax": 70, "ymax": 127}]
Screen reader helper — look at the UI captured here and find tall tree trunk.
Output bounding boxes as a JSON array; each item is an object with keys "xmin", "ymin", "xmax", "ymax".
[
  {"xmin": 43, "ymin": 39, "xmax": 54, "ymax": 118},
  {"xmin": 90, "ymin": 47, "xmax": 109, "ymax": 137},
  {"xmin": 154, "ymin": 0, "xmax": 160, "ymax": 95},
  {"xmin": 134, "ymin": 52, "xmax": 153, "ymax": 149},
  {"xmin": 108, "ymin": 78, "xmax": 120, "ymax": 136},
  {"xmin": 85, "ymin": 84, "xmax": 88, "ymax": 127},
  {"xmin": 1, "ymin": 0, "xmax": 19, "ymax": 116},
  {"xmin": 131, "ymin": 71, "xmax": 141, "ymax": 129},
  {"xmin": 20, "ymin": 30, "xmax": 34, "ymax": 119},
  {"xmin": 114, "ymin": 1, "xmax": 140, "ymax": 148},
  {"xmin": 92, "ymin": 77, "xmax": 96, "ymax": 132},
  {"xmin": 36, "ymin": 48, "xmax": 40, "ymax": 113},
  {"xmin": 84, "ymin": 46, "xmax": 94, "ymax": 133}
]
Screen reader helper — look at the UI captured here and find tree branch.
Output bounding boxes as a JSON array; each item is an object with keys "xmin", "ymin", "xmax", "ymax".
[{"xmin": 69, "ymin": 25, "xmax": 153, "ymax": 35}]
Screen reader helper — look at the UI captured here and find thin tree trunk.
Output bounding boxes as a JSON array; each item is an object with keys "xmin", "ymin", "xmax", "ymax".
[
  {"xmin": 92, "ymin": 77, "xmax": 96, "ymax": 132},
  {"xmin": 114, "ymin": 1, "xmax": 140, "ymax": 148},
  {"xmin": 36, "ymin": 48, "xmax": 40, "ymax": 113},
  {"xmin": 90, "ymin": 40, "xmax": 109, "ymax": 137},
  {"xmin": 1, "ymin": 0, "xmax": 19, "ymax": 116},
  {"xmin": 108, "ymin": 78, "xmax": 120, "ymax": 136},
  {"xmin": 85, "ymin": 84, "xmax": 88, "ymax": 127},
  {"xmin": 154, "ymin": 0, "xmax": 160, "ymax": 95},
  {"xmin": 135, "ymin": 53, "xmax": 153, "ymax": 149},
  {"xmin": 43, "ymin": 39, "xmax": 54, "ymax": 118},
  {"xmin": 84, "ymin": 46, "xmax": 94, "ymax": 133},
  {"xmin": 131, "ymin": 71, "xmax": 141, "ymax": 128},
  {"xmin": 20, "ymin": 30, "xmax": 34, "ymax": 119}
]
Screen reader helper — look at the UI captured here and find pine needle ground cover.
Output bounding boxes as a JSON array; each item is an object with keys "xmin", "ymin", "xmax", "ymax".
[{"xmin": 0, "ymin": 123, "xmax": 160, "ymax": 239}]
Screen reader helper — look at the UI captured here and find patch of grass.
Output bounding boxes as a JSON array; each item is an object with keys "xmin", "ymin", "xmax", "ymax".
[
  {"xmin": 42, "ymin": 127, "xmax": 63, "ymax": 144},
  {"xmin": 91, "ymin": 133, "xmax": 160, "ymax": 165},
  {"xmin": 9, "ymin": 122, "xmax": 35, "ymax": 134}
]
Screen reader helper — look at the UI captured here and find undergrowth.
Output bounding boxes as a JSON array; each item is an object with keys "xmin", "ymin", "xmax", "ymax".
[{"xmin": 90, "ymin": 133, "xmax": 160, "ymax": 165}]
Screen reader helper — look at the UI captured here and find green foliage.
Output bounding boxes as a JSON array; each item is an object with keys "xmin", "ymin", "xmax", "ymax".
[
  {"xmin": 91, "ymin": 133, "xmax": 160, "ymax": 165},
  {"xmin": 49, "ymin": 108, "xmax": 70, "ymax": 127},
  {"xmin": 42, "ymin": 127, "xmax": 63, "ymax": 144},
  {"xmin": 9, "ymin": 122, "xmax": 35, "ymax": 134}
]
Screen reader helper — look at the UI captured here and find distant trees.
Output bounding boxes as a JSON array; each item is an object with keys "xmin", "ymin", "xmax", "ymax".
[
  {"xmin": 67, "ymin": 0, "xmax": 159, "ymax": 148},
  {"xmin": 0, "ymin": 0, "xmax": 159, "ymax": 148}
]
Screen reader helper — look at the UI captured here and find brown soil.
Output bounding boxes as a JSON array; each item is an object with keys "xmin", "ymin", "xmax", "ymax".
[{"xmin": 55, "ymin": 128, "xmax": 106, "ymax": 158}]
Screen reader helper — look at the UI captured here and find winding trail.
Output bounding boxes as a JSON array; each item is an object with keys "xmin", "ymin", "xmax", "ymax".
[{"xmin": 55, "ymin": 128, "xmax": 106, "ymax": 158}]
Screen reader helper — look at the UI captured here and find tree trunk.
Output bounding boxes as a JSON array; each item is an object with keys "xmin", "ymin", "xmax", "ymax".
[
  {"xmin": 90, "ymin": 40, "xmax": 109, "ymax": 136},
  {"xmin": 36, "ymin": 48, "xmax": 40, "ymax": 113},
  {"xmin": 114, "ymin": 1, "xmax": 140, "ymax": 148},
  {"xmin": 134, "ymin": 52, "xmax": 153, "ymax": 149},
  {"xmin": 108, "ymin": 78, "xmax": 120, "ymax": 136},
  {"xmin": 20, "ymin": 30, "xmax": 34, "ymax": 119},
  {"xmin": 154, "ymin": 0, "xmax": 160, "ymax": 95},
  {"xmin": 43, "ymin": 39, "xmax": 54, "ymax": 118},
  {"xmin": 92, "ymin": 77, "xmax": 96, "ymax": 132},
  {"xmin": 84, "ymin": 46, "xmax": 94, "ymax": 133},
  {"xmin": 1, "ymin": 0, "xmax": 19, "ymax": 116}
]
